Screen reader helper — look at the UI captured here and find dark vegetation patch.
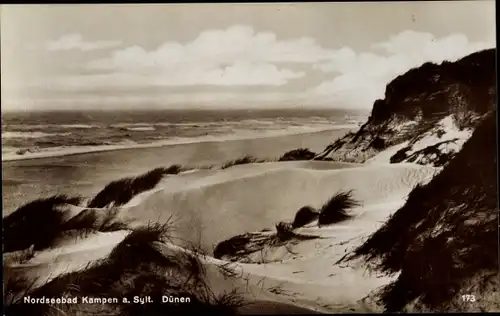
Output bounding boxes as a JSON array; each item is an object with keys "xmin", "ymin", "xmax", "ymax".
[
  {"xmin": 347, "ymin": 112, "xmax": 497, "ymax": 311},
  {"xmin": 434, "ymin": 128, "xmax": 446, "ymax": 138},
  {"xmin": 4, "ymin": 222, "xmax": 244, "ymax": 316},
  {"xmin": 62, "ymin": 208, "xmax": 130, "ymax": 233},
  {"xmin": 278, "ymin": 148, "xmax": 317, "ymax": 161},
  {"xmin": 404, "ymin": 140, "xmax": 458, "ymax": 167},
  {"xmin": 3, "ymin": 194, "xmax": 83, "ymax": 253},
  {"xmin": 317, "ymin": 190, "xmax": 360, "ymax": 227},
  {"xmin": 275, "ymin": 221, "xmax": 295, "ymax": 242},
  {"xmin": 3, "ymin": 165, "xmax": 184, "ymax": 254},
  {"xmin": 370, "ymin": 137, "xmax": 387, "ymax": 150},
  {"xmin": 292, "ymin": 206, "xmax": 319, "ymax": 228},
  {"xmin": 3, "ymin": 165, "xmax": 181, "ymax": 253},
  {"xmin": 390, "ymin": 140, "xmax": 459, "ymax": 167},
  {"xmin": 390, "ymin": 146, "xmax": 412, "ymax": 164},
  {"xmin": 3, "ymin": 193, "xmax": 132, "ymax": 254},
  {"xmin": 165, "ymin": 164, "xmax": 183, "ymax": 174},
  {"xmin": 220, "ymin": 155, "xmax": 267, "ymax": 169},
  {"xmin": 213, "ymin": 223, "xmax": 320, "ymax": 262},
  {"xmin": 87, "ymin": 166, "xmax": 179, "ymax": 208},
  {"xmin": 214, "ymin": 191, "xmax": 361, "ymax": 262}
]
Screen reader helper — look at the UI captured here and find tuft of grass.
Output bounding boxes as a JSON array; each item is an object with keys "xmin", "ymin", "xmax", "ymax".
[
  {"xmin": 3, "ymin": 268, "xmax": 39, "ymax": 307},
  {"xmin": 3, "ymin": 194, "xmax": 83, "ymax": 252},
  {"xmin": 165, "ymin": 164, "xmax": 183, "ymax": 175},
  {"xmin": 221, "ymin": 155, "xmax": 266, "ymax": 169},
  {"xmin": 278, "ymin": 148, "xmax": 316, "ymax": 161},
  {"xmin": 62, "ymin": 208, "xmax": 130, "ymax": 233},
  {"xmin": 275, "ymin": 221, "xmax": 295, "ymax": 242},
  {"xmin": 4, "ymin": 166, "xmax": 181, "ymax": 253},
  {"xmin": 213, "ymin": 225, "xmax": 321, "ymax": 262},
  {"xmin": 87, "ymin": 167, "xmax": 170, "ymax": 208},
  {"xmin": 5, "ymin": 221, "xmax": 243, "ymax": 316},
  {"xmin": 97, "ymin": 211, "xmax": 130, "ymax": 232},
  {"xmin": 3, "ymin": 194, "xmax": 132, "ymax": 254},
  {"xmin": 317, "ymin": 190, "xmax": 360, "ymax": 227},
  {"xmin": 213, "ymin": 234, "xmax": 253, "ymax": 260},
  {"xmin": 109, "ymin": 221, "xmax": 175, "ymax": 268},
  {"xmin": 292, "ymin": 206, "xmax": 319, "ymax": 228},
  {"xmin": 214, "ymin": 289, "xmax": 245, "ymax": 310}
]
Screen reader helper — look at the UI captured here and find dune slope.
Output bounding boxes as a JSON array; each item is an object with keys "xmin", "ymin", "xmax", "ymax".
[
  {"xmin": 117, "ymin": 161, "xmax": 436, "ymax": 253},
  {"xmin": 348, "ymin": 111, "xmax": 498, "ymax": 312},
  {"xmin": 316, "ymin": 49, "xmax": 496, "ymax": 166},
  {"xmin": 3, "ymin": 160, "xmax": 438, "ymax": 314}
]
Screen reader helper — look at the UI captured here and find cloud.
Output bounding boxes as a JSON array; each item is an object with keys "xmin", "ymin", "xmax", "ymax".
[
  {"xmin": 44, "ymin": 62, "xmax": 305, "ymax": 89},
  {"xmin": 23, "ymin": 28, "xmax": 494, "ymax": 109},
  {"xmin": 309, "ymin": 30, "xmax": 495, "ymax": 108},
  {"xmin": 88, "ymin": 25, "xmax": 332, "ymax": 71},
  {"xmin": 47, "ymin": 34, "xmax": 122, "ymax": 52},
  {"xmin": 77, "ymin": 25, "xmax": 328, "ymax": 87}
]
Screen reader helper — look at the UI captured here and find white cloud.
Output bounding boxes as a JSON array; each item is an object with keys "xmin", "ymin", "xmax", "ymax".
[
  {"xmin": 88, "ymin": 25, "xmax": 332, "ymax": 71},
  {"xmin": 47, "ymin": 34, "xmax": 122, "ymax": 52},
  {"xmin": 77, "ymin": 25, "xmax": 328, "ymax": 87},
  {"xmin": 309, "ymin": 30, "xmax": 495, "ymax": 108},
  {"xmin": 23, "ymin": 28, "xmax": 494, "ymax": 109}
]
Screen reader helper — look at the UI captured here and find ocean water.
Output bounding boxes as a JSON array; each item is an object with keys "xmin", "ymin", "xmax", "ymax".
[
  {"xmin": 1, "ymin": 109, "xmax": 364, "ymax": 160},
  {"xmin": 2, "ymin": 108, "xmax": 365, "ymax": 215}
]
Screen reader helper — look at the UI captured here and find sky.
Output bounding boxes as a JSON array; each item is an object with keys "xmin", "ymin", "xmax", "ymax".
[{"xmin": 1, "ymin": 2, "xmax": 496, "ymax": 112}]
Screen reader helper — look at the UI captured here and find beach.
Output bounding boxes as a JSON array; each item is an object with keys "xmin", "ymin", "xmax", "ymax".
[{"xmin": 2, "ymin": 128, "xmax": 352, "ymax": 215}]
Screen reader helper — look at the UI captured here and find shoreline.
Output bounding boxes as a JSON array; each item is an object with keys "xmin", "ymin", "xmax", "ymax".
[
  {"xmin": 2, "ymin": 127, "xmax": 353, "ymax": 215},
  {"xmin": 2, "ymin": 125, "xmax": 357, "ymax": 163}
]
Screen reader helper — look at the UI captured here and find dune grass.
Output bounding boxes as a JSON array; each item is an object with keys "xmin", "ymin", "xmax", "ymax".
[
  {"xmin": 3, "ymin": 268, "xmax": 40, "ymax": 309},
  {"xmin": 3, "ymin": 165, "xmax": 193, "ymax": 254},
  {"xmin": 4, "ymin": 221, "xmax": 244, "ymax": 316},
  {"xmin": 317, "ymin": 190, "xmax": 360, "ymax": 227},
  {"xmin": 221, "ymin": 155, "xmax": 267, "ymax": 169},
  {"xmin": 291, "ymin": 206, "xmax": 319, "ymax": 228},
  {"xmin": 219, "ymin": 148, "xmax": 321, "ymax": 170},
  {"xmin": 165, "ymin": 164, "xmax": 183, "ymax": 174},
  {"xmin": 214, "ymin": 220, "xmax": 321, "ymax": 263},
  {"xmin": 63, "ymin": 208, "xmax": 130, "ymax": 232},
  {"xmin": 347, "ymin": 112, "xmax": 498, "ymax": 311},
  {"xmin": 3, "ymin": 194, "xmax": 132, "ymax": 254},
  {"xmin": 275, "ymin": 221, "xmax": 295, "ymax": 241},
  {"xmin": 87, "ymin": 167, "xmax": 173, "ymax": 208},
  {"xmin": 2, "ymin": 194, "xmax": 83, "ymax": 252},
  {"xmin": 278, "ymin": 148, "xmax": 317, "ymax": 161}
]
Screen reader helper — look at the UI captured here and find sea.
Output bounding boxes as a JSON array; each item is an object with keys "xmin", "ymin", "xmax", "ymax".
[{"xmin": 2, "ymin": 108, "xmax": 366, "ymax": 214}]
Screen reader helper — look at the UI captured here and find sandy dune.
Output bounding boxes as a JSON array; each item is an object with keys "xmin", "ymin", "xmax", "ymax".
[
  {"xmin": 116, "ymin": 161, "xmax": 436, "ymax": 252},
  {"xmin": 6, "ymin": 160, "xmax": 439, "ymax": 313}
]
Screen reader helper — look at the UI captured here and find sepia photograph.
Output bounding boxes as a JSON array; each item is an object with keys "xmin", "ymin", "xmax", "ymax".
[{"xmin": 1, "ymin": 2, "xmax": 498, "ymax": 314}]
